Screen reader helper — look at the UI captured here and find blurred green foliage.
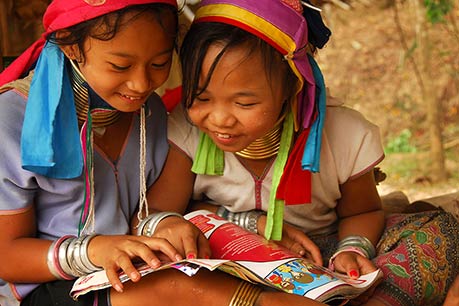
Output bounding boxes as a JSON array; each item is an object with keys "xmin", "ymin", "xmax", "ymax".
[
  {"xmin": 424, "ymin": 0, "xmax": 454, "ymax": 23},
  {"xmin": 385, "ymin": 129, "xmax": 418, "ymax": 153}
]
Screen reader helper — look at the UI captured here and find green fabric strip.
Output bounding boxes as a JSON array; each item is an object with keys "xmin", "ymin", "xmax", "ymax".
[
  {"xmin": 264, "ymin": 111, "xmax": 294, "ymax": 240},
  {"xmin": 191, "ymin": 132, "xmax": 224, "ymax": 175}
]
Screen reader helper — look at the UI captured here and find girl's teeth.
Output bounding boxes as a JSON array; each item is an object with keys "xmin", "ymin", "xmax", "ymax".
[
  {"xmin": 122, "ymin": 94, "xmax": 140, "ymax": 100},
  {"xmin": 216, "ymin": 133, "xmax": 230, "ymax": 139}
]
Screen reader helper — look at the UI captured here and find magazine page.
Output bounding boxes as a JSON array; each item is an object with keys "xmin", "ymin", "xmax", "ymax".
[
  {"xmin": 71, "ymin": 260, "xmax": 207, "ymax": 299},
  {"xmin": 184, "ymin": 211, "xmax": 383, "ymax": 303},
  {"xmin": 71, "ymin": 210, "xmax": 382, "ymax": 303},
  {"xmin": 184, "ymin": 210, "xmax": 300, "ymax": 261}
]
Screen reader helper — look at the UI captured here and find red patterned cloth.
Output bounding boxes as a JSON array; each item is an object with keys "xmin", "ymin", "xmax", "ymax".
[{"xmin": 311, "ymin": 211, "xmax": 459, "ymax": 306}]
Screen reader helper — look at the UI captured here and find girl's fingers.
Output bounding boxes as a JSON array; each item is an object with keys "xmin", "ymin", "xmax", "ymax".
[
  {"xmin": 332, "ymin": 253, "xmax": 360, "ymax": 277},
  {"xmin": 294, "ymin": 237, "xmax": 322, "ymax": 265},
  {"xmin": 105, "ymin": 256, "xmax": 141, "ymax": 293},
  {"xmin": 289, "ymin": 241, "xmax": 306, "ymax": 256},
  {"xmin": 305, "ymin": 244, "xmax": 322, "ymax": 266},
  {"xmin": 115, "ymin": 253, "xmax": 143, "ymax": 282},
  {"xmin": 334, "ymin": 252, "xmax": 376, "ymax": 279},
  {"xmin": 95, "ymin": 235, "xmax": 184, "ymax": 293},
  {"xmin": 181, "ymin": 233, "xmax": 199, "ymax": 259},
  {"xmin": 106, "ymin": 267, "xmax": 125, "ymax": 293},
  {"xmin": 138, "ymin": 236, "xmax": 183, "ymax": 264},
  {"xmin": 282, "ymin": 224, "xmax": 323, "ymax": 265},
  {"xmin": 196, "ymin": 233, "xmax": 212, "ymax": 259}
]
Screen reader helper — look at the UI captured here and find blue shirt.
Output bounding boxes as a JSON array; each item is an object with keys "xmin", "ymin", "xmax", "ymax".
[{"xmin": 0, "ymin": 89, "xmax": 169, "ymax": 303}]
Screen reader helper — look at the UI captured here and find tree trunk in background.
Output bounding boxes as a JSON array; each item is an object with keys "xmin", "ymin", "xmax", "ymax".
[{"xmin": 414, "ymin": 0, "xmax": 447, "ymax": 181}]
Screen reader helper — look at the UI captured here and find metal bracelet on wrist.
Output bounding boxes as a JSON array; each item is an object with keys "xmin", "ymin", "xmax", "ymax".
[
  {"xmin": 242, "ymin": 210, "xmax": 265, "ymax": 234},
  {"xmin": 216, "ymin": 207, "xmax": 265, "ymax": 234},
  {"xmin": 64, "ymin": 234, "xmax": 103, "ymax": 277},
  {"xmin": 48, "ymin": 234, "xmax": 103, "ymax": 279},
  {"xmin": 136, "ymin": 212, "xmax": 183, "ymax": 237},
  {"xmin": 79, "ymin": 234, "xmax": 101, "ymax": 272},
  {"xmin": 58, "ymin": 237, "xmax": 74, "ymax": 277},
  {"xmin": 47, "ymin": 238, "xmax": 65, "ymax": 279},
  {"xmin": 337, "ymin": 235, "xmax": 376, "ymax": 259}
]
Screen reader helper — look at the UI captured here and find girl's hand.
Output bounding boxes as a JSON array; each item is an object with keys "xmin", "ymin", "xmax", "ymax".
[
  {"xmin": 331, "ymin": 251, "xmax": 376, "ymax": 278},
  {"xmin": 88, "ymin": 235, "xmax": 182, "ymax": 292},
  {"xmin": 258, "ymin": 215, "xmax": 323, "ymax": 266},
  {"xmin": 152, "ymin": 216, "xmax": 211, "ymax": 260},
  {"xmin": 331, "ymin": 251, "xmax": 380, "ymax": 305}
]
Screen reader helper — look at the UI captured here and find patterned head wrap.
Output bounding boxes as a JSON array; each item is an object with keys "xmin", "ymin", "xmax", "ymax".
[
  {"xmin": 194, "ymin": 0, "xmax": 330, "ymax": 130},
  {"xmin": 192, "ymin": 0, "xmax": 331, "ymax": 240}
]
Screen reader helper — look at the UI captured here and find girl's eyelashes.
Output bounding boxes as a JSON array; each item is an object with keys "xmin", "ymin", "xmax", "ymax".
[
  {"xmin": 109, "ymin": 62, "xmax": 130, "ymax": 71},
  {"xmin": 193, "ymin": 96, "xmax": 258, "ymax": 107},
  {"xmin": 195, "ymin": 96, "xmax": 210, "ymax": 102},
  {"xmin": 108, "ymin": 58, "xmax": 171, "ymax": 71},
  {"xmin": 152, "ymin": 59, "xmax": 171, "ymax": 69},
  {"xmin": 236, "ymin": 102, "xmax": 257, "ymax": 107}
]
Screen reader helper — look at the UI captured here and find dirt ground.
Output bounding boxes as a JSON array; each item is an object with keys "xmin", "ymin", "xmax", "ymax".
[{"xmin": 314, "ymin": 1, "xmax": 459, "ymax": 205}]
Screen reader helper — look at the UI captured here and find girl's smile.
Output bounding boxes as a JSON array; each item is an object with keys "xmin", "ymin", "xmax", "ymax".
[
  {"xmin": 212, "ymin": 131, "xmax": 240, "ymax": 146},
  {"xmin": 118, "ymin": 93, "xmax": 146, "ymax": 105}
]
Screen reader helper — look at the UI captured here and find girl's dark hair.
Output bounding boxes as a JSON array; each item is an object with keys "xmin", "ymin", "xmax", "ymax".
[
  {"xmin": 49, "ymin": 4, "xmax": 178, "ymax": 61},
  {"xmin": 179, "ymin": 22, "xmax": 298, "ymax": 109}
]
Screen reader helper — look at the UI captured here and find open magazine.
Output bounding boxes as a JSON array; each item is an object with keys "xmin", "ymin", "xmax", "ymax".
[{"xmin": 71, "ymin": 210, "xmax": 383, "ymax": 303}]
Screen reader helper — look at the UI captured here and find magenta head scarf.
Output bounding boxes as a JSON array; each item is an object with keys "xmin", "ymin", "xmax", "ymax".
[{"xmin": 0, "ymin": 0, "xmax": 178, "ymax": 86}]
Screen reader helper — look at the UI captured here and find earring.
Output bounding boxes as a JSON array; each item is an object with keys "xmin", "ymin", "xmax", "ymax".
[{"xmin": 84, "ymin": 0, "xmax": 106, "ymax": 6}]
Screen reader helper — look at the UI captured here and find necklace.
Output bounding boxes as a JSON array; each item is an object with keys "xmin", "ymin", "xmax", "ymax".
[
  {"xmin": 69, "ymin": 60, "xmax": 149, "ymax": 234},
  {"xmin": 235, "ymin": 122, "xmax": 282, "ymax": 160},
  {"xmin": 69, "ymin": 60, "xmax": 121, "ymax": 128}
]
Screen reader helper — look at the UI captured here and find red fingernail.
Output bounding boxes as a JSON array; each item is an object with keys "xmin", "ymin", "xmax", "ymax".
[
  {"xmin": 204, "ymin": 255, "xmax": 210, "ymax": 259},
  {"xmin": 349, "ymin": 269, "xmax": 359, "ymax": 278},
  {"xmin": 187, "ymin": 254, "xmax": 196, "ymax": 259}
]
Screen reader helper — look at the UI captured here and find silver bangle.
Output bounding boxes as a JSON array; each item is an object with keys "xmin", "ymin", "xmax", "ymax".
[
  {"xmin": 47, "ymin": 235, "xmax": 76, "ymax": 280},
  {"xmin": 58, "ymin": 236, "xmax": 74, "ymax": 278},
  {"xmin": 66, "ymin": 238, "xmax": 80, "ymax": 276},
  {"xmin": 58, "ymin": 235, "xmax": 103, "ymax": 277},
  {"xmin": 79, "ymin": 234, "xmax": 101, "ymax": 272},
  {"xmin": 337, "ymin": 235, "xmax": 376, "ymax": 259},
  {"xmin": 218, "ymin": 208, "xmax": 265, "ymax": 234},
  {"xmin": 243, "ymin": 210, "xmax": 265, "ymax": 234},
  {"xmin": 70, "ymin": 237, "xmax": 88, "ymax": 276},
  {"xmin": 47, "ymin": 239, "xmax": 63, "ymax": 279},
  {"xmin": 137, "ymin": 212, "xmax": 183, "ymax": 237}
]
